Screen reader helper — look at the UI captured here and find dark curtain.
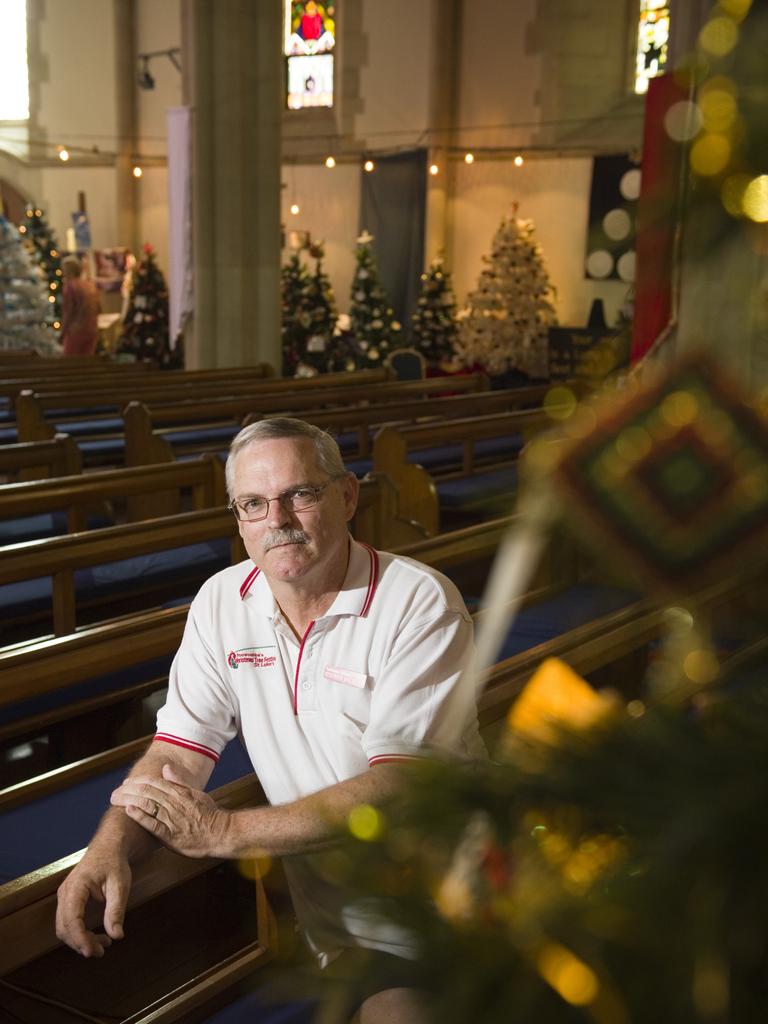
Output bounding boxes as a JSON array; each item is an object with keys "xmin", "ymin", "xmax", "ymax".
[{"xmin": 359, "ymin": 149, "xmax": 426, "ymax": 330}]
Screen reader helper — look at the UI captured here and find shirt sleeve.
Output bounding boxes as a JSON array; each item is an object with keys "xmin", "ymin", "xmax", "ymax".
[
  {"xmin": 362, "ymin": 609, "xmax": 481, "ymax": 765},
  {"xmin": 154, "ymin": 597, "xmax": 238, "ymax": 763}
]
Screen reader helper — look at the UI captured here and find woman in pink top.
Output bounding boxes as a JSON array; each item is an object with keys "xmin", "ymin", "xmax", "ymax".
[{"xmin": 60, "ymin": 256, "xmax": 100, "ymax": 356}]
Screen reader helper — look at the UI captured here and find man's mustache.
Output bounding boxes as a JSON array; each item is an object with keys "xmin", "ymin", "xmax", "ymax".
[{"xmin": 263, "ymin": 528, "xmax": 309, "ymax": 551}]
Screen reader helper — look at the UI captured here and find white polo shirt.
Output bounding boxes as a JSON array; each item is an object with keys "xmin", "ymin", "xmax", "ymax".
[
  {"xmin": 156, "ymin": 538, "xmax": 484, "ymax": 797},
  {"xmin": 154, "ymin": 538, "xmax": 484, "ymax": 959}
]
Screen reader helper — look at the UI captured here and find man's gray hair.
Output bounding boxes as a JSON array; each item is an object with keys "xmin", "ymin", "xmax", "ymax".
[{"xmin": 225, "ymin": 417, "xmax": 347, "ymax": 497}]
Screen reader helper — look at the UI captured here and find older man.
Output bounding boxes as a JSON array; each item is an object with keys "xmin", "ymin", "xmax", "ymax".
[{"xmin": 56, "ymin": 417, "xmax": 483, "ymax": 1022}]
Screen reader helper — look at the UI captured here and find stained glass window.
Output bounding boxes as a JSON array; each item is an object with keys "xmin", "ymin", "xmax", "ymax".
[
  {"xmin": 0, "ymin": 0, "xmax": 29, "ymax": 120},
  {"xmin": 284, "ymin": 1, "xmax": 336, "ymax": 110},
  {"xmin": 634, "ymin": 0, "xmax": 670, "ymax": 94}
]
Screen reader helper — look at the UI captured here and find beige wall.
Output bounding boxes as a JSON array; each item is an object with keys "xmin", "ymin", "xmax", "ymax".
[
  {"xmin": 456, "ymin": 0, "xmax": 543, "ymax": 151},
  {"xmin": 4, "ymin": 0, "xmax": 643, "ymax": 332}
]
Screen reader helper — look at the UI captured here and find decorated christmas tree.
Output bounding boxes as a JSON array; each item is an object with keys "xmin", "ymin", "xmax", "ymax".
[
  {"xmin": 117, "ymin": 244, "xmax": 171, "ymax": 364},
  {"xmin": 19, "ymin": 205, "xmax": 63, "ymax": 331},
  {"xmin": 411, "ymin": 254, "xmax": 459, "ymax": 369},
  {"xmin": 454, "ymin": 208, "xmax": 557, "ymax": 380},
  {"xmin": 0, "ymin": 216, "xmax": 60, "ymax": 355},
  {"xmin": 303, "ymin": 243, "xmax": 339, "ymax": 372},
  {"xmin": 281, "ymin": 249, "xmax": 313, "ymax": 375},
  {"xmin": 283, "ymin": 241, "xmax": 339, "ymax": 376},
  {"xmin": 349, "ymin": 230, "xmax": 401, "ymax": 369}
]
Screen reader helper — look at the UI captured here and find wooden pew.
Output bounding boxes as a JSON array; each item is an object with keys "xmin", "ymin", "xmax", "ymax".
[
  {"xmin": 0, "ymin": 516, "xmax": 531, "ymax": 792},
  {"xmin": 0, "ymin": 360, "xmax": 272, "ymax": 403},
  {"xmin": 0, "ymin": 453, "xmax": 228, "ymax": 536},
  {"xmin": 0, "ymin": 474, "xmax": 429, "ymax": 643},
  {"xmin": 0, "ymin": 775, "xmax": 276, "ymax": 1023},
  {"xmin": 0, "ymin": 435, "xmax": 82, "ymax": 483},
  {"xmin": 0, "ymin": 579, "xmax": 758, "ymax": 1019},
  {"xmin": 372, "ymin": 407, "xmax": 555, "ymax": 531},
  {"xmin": 123, "ymin": 380, "xmax": 548, "ymax": 464},
  {"xmin": 51, "ymin": 370, "xmax": 489, "ymax": 466},
  {"xmin": 12, "ymin": 366, "xmax": 388, "ymax": 444}
]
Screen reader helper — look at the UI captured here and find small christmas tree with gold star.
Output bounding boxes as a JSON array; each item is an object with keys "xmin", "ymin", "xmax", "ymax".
[
  {"xmin": 411, "ymin": 253, "xmax": 458, "ymax": 369},
  {"xmin": 349, "ymin": 230, "xmax": 401, "ymax": 369}
]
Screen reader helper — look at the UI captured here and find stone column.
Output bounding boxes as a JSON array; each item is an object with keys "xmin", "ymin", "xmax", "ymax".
[
  {"xmin": 114, "ymin": 0, "xmax": 139, "ymax": 254},
  {"xmin": 424, "ymin": 0, "xmax": 463, "ymax": 268},
  {"xmin": 181, "ymin": 0, "xmax": 282, "ymax": 370}
]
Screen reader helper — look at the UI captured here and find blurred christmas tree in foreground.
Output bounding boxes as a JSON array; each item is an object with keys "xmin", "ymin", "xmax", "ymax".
[
  {"xmin": 325, "ymin": 662, "xmax": 768, "ymax": 1023},
  {"xmin": 19, "ymin": 205, "xmax": 63, "ymax": 331},
  {"xmin": 411, "ymin": 254, "xmax": 458, "ymax": 370},
  {"xmin": 117, "ymin": 244, "xmax": 175, "ymax": 365},
  {"xmin": 349, "ymin": 230, "xmax": 401, "ymax": 369},
  {"xmin": 454, "ymin": 209, "xmax": 556, "ymax": 381},
  {"xmin": 317, "ymin": 350, "xmax": 768, "ymax": 1022},
  {"xmin": 0, "ymin": 216, "xmax": 60, "ymax": 355}
]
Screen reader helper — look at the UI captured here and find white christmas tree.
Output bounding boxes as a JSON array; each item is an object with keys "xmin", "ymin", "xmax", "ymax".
[
  {"xmin": 0, "ymin": 216, "xmax": 60, "ymax": 356},
  {"xmin": 454, "ymin": 208, "xmax": 556, "ymax": 379}
]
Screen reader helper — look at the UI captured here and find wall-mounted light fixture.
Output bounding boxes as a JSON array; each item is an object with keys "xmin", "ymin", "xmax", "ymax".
[{"xmin": 137, "ymin": 48, "xmax": 182, "ymax": 90}]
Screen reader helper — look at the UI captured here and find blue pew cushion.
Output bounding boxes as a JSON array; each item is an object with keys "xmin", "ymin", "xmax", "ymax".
[
  {"xmin": 437, "ymin": 466, "xmax": 519, "ymax": 511},
  {"xmin": 0, "ymin": 511, "xmax": 113, "ymax": 544},
  {"xmin": 53, "ymin": 416, "xmax": 124, "ymax": 435},
  {"xmin": 0, "ymin": 538, "xmax": 232, "ymax": 627},
  {"xmin": 496, "ymin": 584, "xmax": 640, "ymax": 661},
  {"xmin": 0, "ymin": 738, "xmax": 254, "ymax": 882}
]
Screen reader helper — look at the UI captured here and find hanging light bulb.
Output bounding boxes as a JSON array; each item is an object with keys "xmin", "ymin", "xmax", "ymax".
[
  {"xmin": 363, "ymin": 158, "xmax": 375, "ymax": 172},
  {"xmin": 514, "ymin": 154, "xmax": 524, "ymax": 167},
  {"xmin": 290, "ymin": 203, "xmax": 300, "ymax": 215},
  {"xmin": 58, "ymin": 147, "xmax": 70, "ymax": 162},
  {"xmin": 325, "ymin": 156, "xmax": 336, "ymax": 168},
  {"xmin": 464, "ymin": 152, "xmax": 475, "ymax": 164},
  {"xmin": 132, "ymin": 165, "xmax": 143, "ymax": 178},
  {"xmin": 429, "ymin": 163, "xmax": 439, "ymax": 176}
]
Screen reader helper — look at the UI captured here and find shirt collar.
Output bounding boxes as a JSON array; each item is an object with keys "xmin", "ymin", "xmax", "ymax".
[{"xmin": 238, "ymin": 539, "xmax": 380, "ymax": 619}]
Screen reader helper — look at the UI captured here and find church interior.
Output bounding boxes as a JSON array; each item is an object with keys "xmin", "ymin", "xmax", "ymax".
[{"xmin": 1, "ymin": 1, "xmax": 768, "ymax": 1021}]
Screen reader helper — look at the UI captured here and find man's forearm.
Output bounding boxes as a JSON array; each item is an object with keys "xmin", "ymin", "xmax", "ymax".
[{"xmin": 220, "ymin": 764, "xmax": 403, "ymax": 858}]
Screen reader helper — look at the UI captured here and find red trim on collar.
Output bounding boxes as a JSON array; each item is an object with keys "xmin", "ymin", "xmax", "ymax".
[
  {"xmin": 154, "ymin": 733, "xmax": 220, "ymax": 762},
  {"xmin": 359, "ymin": 543, "xmax": 379, "ymax": 616},
  {"xmin": 368, "ymin": 753, "xmax": 421, "ymax": 766},
  {"xmin": 239, "ymin": 565, "xmax": 261, "ymax": 599}
]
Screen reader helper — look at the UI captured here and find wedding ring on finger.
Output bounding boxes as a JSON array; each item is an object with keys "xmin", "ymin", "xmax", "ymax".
[{"xmin": 150, "ymin": 800, "xmax": 160, "ymax": 818}]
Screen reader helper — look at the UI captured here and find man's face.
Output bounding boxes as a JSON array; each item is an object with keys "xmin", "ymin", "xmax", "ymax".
[{"xmin": 231, "ymin": 436, "xmax": 358, "ymax": 585}]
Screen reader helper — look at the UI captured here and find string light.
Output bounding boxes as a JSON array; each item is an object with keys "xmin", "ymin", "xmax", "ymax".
[
  {"xmin": 132, "ymin": 165, "xmax": 143, "ymax": 178},
  {"xmin": 325, "ymin": 156, "xmax": 336, "ymax": 168},
  {"xmin": 429, "ymin": 163, "xmax": 439, "ymax": 175},
  {"xmin": 464, "ymin": 152, "xmax": 475, "ymax": 164},
  {"xmin": 18, "ymin": 225, "xmax": 26, "ymax": 234},
  {"xmin": 514, "ymin": 154, "xmax": 524, "ymax": 166},
  {"xmin": 58, "ymin": 147, "xmax": 69, "ymax": 162},
  {"xmin": 289, "ymin": 203, "xmax": 300, "ymax": 215},
  {"xmin": 363, "ymin": 158, "xmax": 375, "ymax": 172}
]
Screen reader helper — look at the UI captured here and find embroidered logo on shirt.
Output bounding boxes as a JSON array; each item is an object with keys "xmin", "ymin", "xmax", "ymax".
[
  {"xmin": 323, "ymin": 665, "xmax": 367, "ymax": 688},
  {"xmin": 227, "ymin": 646, "xmax": 277, "ymax": 670}
]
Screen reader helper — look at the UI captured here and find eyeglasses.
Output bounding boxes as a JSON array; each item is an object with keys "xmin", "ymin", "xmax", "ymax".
[{"xmin": 228, "ymin": 480, "xmax": 337, "ymax": 522}]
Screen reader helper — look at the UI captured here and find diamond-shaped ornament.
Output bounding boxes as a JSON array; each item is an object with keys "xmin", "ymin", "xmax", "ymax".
[{"xmin": 531, "ymin": 353, "xmax": 768, "ymax": 594}]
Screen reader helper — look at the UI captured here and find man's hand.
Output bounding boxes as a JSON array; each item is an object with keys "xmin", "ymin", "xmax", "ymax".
[
  {"xmin": 110, "ymin": 763, "xmax": 231, "ymax": 859},
  {"xmin": 55, "ymin": 850, "xmax": 131, "ymax": 958}
]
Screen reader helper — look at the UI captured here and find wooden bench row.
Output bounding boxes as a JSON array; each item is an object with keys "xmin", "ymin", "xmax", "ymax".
[
  {"xmin": 0, "ymin": 359, "xmax": 274, "ymax": 403},
  {"xmin": 0, "ymin": 575, "xmax": 759, "ymax": 1023}
]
